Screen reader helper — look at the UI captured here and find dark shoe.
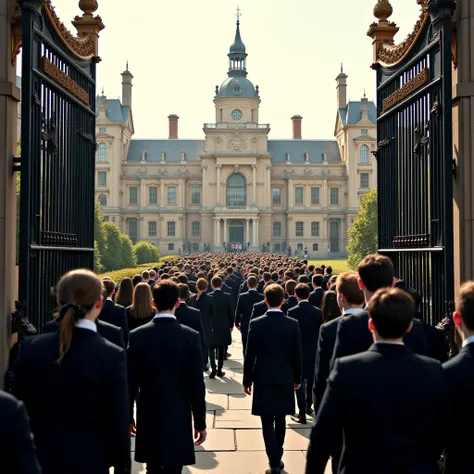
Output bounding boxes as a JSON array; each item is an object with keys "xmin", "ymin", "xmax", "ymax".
[
  {"xmin": 217, "ymin": 370, "xmax": 226, "ymax": 378},
  {"xmin": 203, "ymin": 366, "xmax": 210, "ymax": 372},
  {"xmin": 306, "ymin": 407, "xmax": 314, "ymax": 416},
  {"xmin": 291, "ymin": 414, "xmax": 307, "ymax": 424},
  {"xmin": 280, "ymin": 461, "xmax": 284, "ymax": 470},
  {"xmin": 209, "ymin": 371, "xmax": 217, "ymax": 379},
  {"xmin": 265, "ymin": 469, "xmax": 281, "ymax": 474},
  {"xmin": 226, "ymin": 351, "xmax": 231, "ymax": 357}
]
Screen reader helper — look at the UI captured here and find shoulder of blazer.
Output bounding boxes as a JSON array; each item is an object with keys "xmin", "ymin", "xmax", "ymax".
[{"xmin": 97, "ymin": 319, "xmax": 121, "ymax": 331}]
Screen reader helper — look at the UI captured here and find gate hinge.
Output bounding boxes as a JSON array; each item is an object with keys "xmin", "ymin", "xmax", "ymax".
[{"xmin": 13, "ymin": 155, "xmax": 21, "ymax": 172}]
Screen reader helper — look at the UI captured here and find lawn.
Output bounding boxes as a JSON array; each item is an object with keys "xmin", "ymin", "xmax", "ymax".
[{"xmin": 307, "ymin": 259, "xmax": 350, "ymax": 274}]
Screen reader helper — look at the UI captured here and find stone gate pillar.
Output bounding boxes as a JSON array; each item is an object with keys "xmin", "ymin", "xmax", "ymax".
[{"xmin": 0, "ymin": 0, "xmax": 20, "ymax": 383}]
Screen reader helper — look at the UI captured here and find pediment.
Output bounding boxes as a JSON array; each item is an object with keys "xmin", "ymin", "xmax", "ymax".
[
  {"xmin": 96, "ymin": 132, "xmax": 114, "ymax": 140},
  {"xmin": 353, "ymin": 134, "xmax": 376, "ymax": 142}
]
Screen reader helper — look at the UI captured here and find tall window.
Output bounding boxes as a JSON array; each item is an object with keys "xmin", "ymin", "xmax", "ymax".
[
  {"xmin": 168, "ymin": 186, "xmax": 177, "ymax": 205},
  {"xmin": 295, "ymin": 187, "xmax": 304, "ymax": 205},
  {"xmin": 311, "ymin": 187, "xmax": 320, "ymax": 205},
  {"xmin": 330, "ymin": 187, "xmax": 339, "ymax": 205},
  {"xmin": 226, "ymin": 173, "xmax": 247, "ymax": 208},
  {"xmin": 98, "ymin": 194, "xmax": 107, "ymax": 207},
  {"xmin": 273, "ymin": 222, "xmax": 281, "ymax": 237},
  {"xmin": 313, "ymin": 243, "xmax": 319, "ymax": 251},
  {"xmin": 129, "ymin": 187, "xmax": 138, "ymax": 205},
  {"xmin": 361, "ymin": 129, "xmax": 368, "ymax": 135},
  {"xmin": 295, "ymin": 221, "xmax": 304, "ymax": 237},
  {"xmin": 167, "ymin": 221, "xmax": 176, "ymax": 237},
  {"xmin": 148, "ymin": 221, "xmax": 157, "ymax": 237},
  {"xmin": 97, "ymin": 171, "xmax": 107, "ymax": 187},
  {"xmin": 297, "ymin": 243, "xmax": 303, "ymax": 252},
  {"xmin": 128, "ymin": 220, "xmax": 137, "ymax": 240},
  {"xmin": 99, "ymin": 127, "xmax": 107, "ymax": 133},
  {"xmin": 149, "ymin": 186, "xmax": 158, "ymax": 205},
  {"xmin": 192, "ymin": 221, "xmax": 200, "ymax": 237},
  {"xmin": 272, "ymin": 188, "xmax": 281, "ymax": 205},
  {"xmin": 360, "ymin": 173, "xmax": 369, "ymax": 189},
  {"xmin": 311, "ymin": 222, "xmax": 320, "ymax": 237},
  {"xmin": 191, "ymin": 187, "xmax": 201, "ymax": 205},
  {"xmin": 168, "ymin": 243, "xmax": 175, "ymax": 251},
  {"xmin": 97, "ymin": 143, "xmax": 107, "ymax": 162},
  {"xmin": 360, "ymin": 145, "xmax": 370, "ymax": 164}
]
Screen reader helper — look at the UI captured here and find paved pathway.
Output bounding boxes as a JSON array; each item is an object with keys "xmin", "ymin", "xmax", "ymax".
[{"xmin": 126, "ymin": 332, "xmax": 331, "ymax": 474}]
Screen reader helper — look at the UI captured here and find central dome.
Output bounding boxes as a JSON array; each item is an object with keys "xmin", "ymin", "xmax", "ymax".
[{"xmin": 217, "ymin": 77, "xmax": 257, "ymax": 99}]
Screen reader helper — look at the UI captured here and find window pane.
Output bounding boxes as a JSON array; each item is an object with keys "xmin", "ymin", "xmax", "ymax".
[
  {"xmin": 272, "ymin": 188, "xmax": 281, "ymax": 205},
  {"xmin": 168, "ymin": 243, "xmax": 174, "ymax": 251},
  {"xmin": 295, "ymin": 187, "xmax": 304, "ymax": 205},
  {"xmin": 167, "ymin": 221, "xmax": 176, "ymax": 237},
  {"xmin": 295, "ymin": 221, "xmax": 304, "ymax": 237},
  {"xmin": 98, "ymin": 171, "xmax": 106, "ymax": 186},
  {"xmin": 129, "ymin": 187, "xmax": 138, "ymax": 205},
  {"xmin": 192, "ymin": 187, "xmax": 201, "ymax": 204},
  {"xmin": 226, "ymin": 174, "xmax": 247, "ymax": 208},
  {"xmin": 273, "ymin": 222, "xmax": 281, "ymax": 237},
  {"xmin": 97, "ymin": 143, "xmax": 107, "ymax": 162},
  {"xmin": 168, "ymin": 187, "xmax": 177, "ymax": 205},
  {"xmin": 311, "ymin": 187, "xmax": 320, "ymax": 205},
  {"xmin": 128, "ymin": 220, "xmax": 137, "ymax": 238},
  {"xmin": 297, "ymin": 243, "xmax": 303, "ymax": 251},
  {"xmin": 360, "ymin": 145, "xmax": 369, "ymax": 164},
  {"xmin": 192, "ymin": 221, "xmax": 200, "ymax": 236},
  {"xmin": 330, "ymin": 188, "xmax": 339, "ymax": 205},
  {"xmin": 98, "ymin": 194, "xmax": 107, "ymax": 207},
  {"xmin": 360, "ymin": 173, "xmax": 369, "ymax": 189},
  {"xmin": 313, "ymin": 243, "xmax": 319, "ymax": 251},
  {"xmin": 361, "ymin": 129, "xmax": 368, "ymax": 135},
  {"xmin": 311, "ymin": 222, "xmax": 320, "ymax": 237},
  {"xmin": 99, "ymin": 127, "xmax": 107, "ymax": 133},
  {"xmin": 148, "ymin": 221, "xmax": 157, "ymax": 237},
  {"xmin": 149, "ymin": 187, "xmax": 158, "ymax": 204}
]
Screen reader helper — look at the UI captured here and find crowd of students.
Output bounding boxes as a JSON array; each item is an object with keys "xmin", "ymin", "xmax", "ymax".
[{"xmin": 0, "ymin": 251, "xmax": 472, "ymax": 474}]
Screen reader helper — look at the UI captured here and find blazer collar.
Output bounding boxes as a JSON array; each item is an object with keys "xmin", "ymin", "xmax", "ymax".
[{"xmin": 369, "ymin": 342, "xmax": 412, "ymax": 357}]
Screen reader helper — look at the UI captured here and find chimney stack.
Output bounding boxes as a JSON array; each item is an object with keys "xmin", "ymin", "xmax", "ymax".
[
  {"xmin": 168, "ymin": 114, "xmax": 179, "ymax": 139},
  {"xmin": 336, "ymin": 64, "xmax": 348, "ymax": 110},
  {"xmin": 291, "ymin": 115, "xmax": 302, "ymax": 140},
  {"xmin": 121, "ymin": 61, "xmax": 133, "ymax": 107}
]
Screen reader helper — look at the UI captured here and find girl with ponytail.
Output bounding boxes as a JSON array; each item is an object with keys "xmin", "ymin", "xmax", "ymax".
[{"xmin": 12, "ymin": 269, "xmax": 131, "ymax": 474}]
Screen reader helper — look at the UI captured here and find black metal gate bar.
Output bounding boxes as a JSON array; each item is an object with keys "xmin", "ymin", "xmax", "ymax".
[
  {"xmin": 375, "ymin": 1, "xmax": 454, "ymax": 325},
  {"xmin": 19, "ymin": 0, "xmax": 96, "ymax": 329}
]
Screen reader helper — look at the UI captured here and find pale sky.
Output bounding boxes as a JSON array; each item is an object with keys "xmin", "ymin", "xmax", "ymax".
[{"xmin": 45, "ymin": 0, "xmax": 421, "ymax": 140}]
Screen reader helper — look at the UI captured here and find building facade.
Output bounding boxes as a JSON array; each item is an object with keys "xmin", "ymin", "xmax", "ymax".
[{"xmin": 95, "ymin": 19, "xmax": 377, "ymax": 256}]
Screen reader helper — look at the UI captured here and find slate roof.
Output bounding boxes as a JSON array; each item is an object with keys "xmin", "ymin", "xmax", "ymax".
[
  {"xmin": 126, "ymin": 139, "xmax": 341, "ymax": 163},
  {"xmin": 338, "ymin": 100, "xmax": 376, "ymax": 126},
  {"xmin": 95, "ymin": 98, "xmax": 130, "ymax": 124}
]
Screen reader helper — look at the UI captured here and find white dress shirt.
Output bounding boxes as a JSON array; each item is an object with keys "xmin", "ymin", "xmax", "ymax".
[
  {"xmin": 462, "ymin": 335, "xmax": 474, "ymax": 347},
  {"xmin": 153, "ymin": 313, "xmax": 177, "ymax": 320},
  {"xmin": 76, "ymin": 319, "xmax": 97, "ymax": 333}
]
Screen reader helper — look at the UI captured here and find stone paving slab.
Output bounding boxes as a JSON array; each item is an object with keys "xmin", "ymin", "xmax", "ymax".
[
  {"xmin": 206, "ymin": 393, "xmax": 228, "ymax": 411},
  {"xmin": 196, "ymin": 429, "xmax": 235, "ymax": 452},
  {"xmin": 223, "ymin": 358, "xmax": 244, "ymax": 369},
  {"xmin": 228, "ymin": 393, "xmax": 252, "ymax": 410},
  {"xmin": 236, "ymin": 428, "xmax": 311, "ymax": 451},
  {"xmin": 215, "ymin": 410, "xmax": 312, "ymax": 430},
  {"xmin": 205, "ymin": 376, "xmax": 246, "ymax": 395}
]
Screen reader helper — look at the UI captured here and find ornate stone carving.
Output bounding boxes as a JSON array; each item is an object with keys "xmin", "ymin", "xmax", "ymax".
[
  {"xmin": 226, "ymin": 132, "xmax": 247, "ymax": 151},
  {"xmin": 234, "ymin": 164, "xmax": 240, "ymax": 172},
  {"xmin": 382, "ymin": 68, "xmax": 429, "ymax": 111}
]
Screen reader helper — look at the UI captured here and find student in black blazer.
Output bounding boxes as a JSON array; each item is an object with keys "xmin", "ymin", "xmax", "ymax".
[
  {"xmin": 443, "ymin": 281, "xmax": 474, "ymax": 474},
  {"xmin": 0, "ymin": 390, "xmax": 42, "ymax": 474},
  {"xmin": 306, "ymin": 288, "xmax": 449, "ymax": 474},
  {"xmin": 284, "ymin": 279, "xmax": 298, "ymax": 310},
  {"xmin": 234, "ymin": 275, "xmax": 264, "ymax": 355},
  {"xmin": 244, "ymin": 284, "xmax": 303, "ymax": 474},
  {"xmin": 12, "ymin": 269, "xmax": 131, "ymax": 474},
  {"xmin": 251, "ymin": 293, "xmax": 289, "ymax": 320},
  {"xmin": 309, "ymin": 274, "xmax": 325, "ymax": 309},
  {"xmin": 100, "ymin": 277, "xmax": 129, "ymax": 346},
  {"xmin": 288, "ymin": 283, "xmax": 323, "ymax": 424},
  {"xmin": 331, "ymin": 254, "xmax": 428, "ymax": 365},
  {"xmin": 128, "ymin": 280, "xmax": 207, "ymax": 474},
  {"xmin": 189, "ymin": 278, "xmax": 216, "ymax": 370},
  {"xmin": 208, "ymin": 276, "xmax": 234, "ymax": 378}
]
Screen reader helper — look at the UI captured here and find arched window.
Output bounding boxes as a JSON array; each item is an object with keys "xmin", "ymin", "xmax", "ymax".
[
  {"xmin": 226, "ymin": 173, "xmax": 247, "ymax": 208},
  {"xmin": 98, "ymin": 194, "xmax": 107, "ymax": 207},
  {"xmin": 360, "ymin": 145, "xmax": 369, "ymax": 164},
  {"xmin": 97, "ymin": 143, "xmax": 107, "ymax": 162}
]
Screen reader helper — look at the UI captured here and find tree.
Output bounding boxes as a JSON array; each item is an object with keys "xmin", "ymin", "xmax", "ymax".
[
  {"xmin": 347, "ymin": 188, "xmax": 378, "ymax": 270},
  {"xmin": 134, "ymin": 241, "xmax": 160, "ymax": 264},
  {"xmin": 101, "ymin": 222, "xmax": 125, "ymax": 271},
  {"xmin": 120, "ymin": 234, "xmax": 137, "ymax": 269}
]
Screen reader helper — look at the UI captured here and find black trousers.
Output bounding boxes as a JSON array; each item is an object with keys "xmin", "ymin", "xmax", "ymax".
[
  {"xmin": 203, "ymin": 344, "xmax": 209, "ymax": 368},
  {"xmin": 261, "ymin": 416, "xmax": 286, "ymax": 469},
  {"xmin": 295, "ymin": 376, "xmax": 314, "ymax": 413},
  {"xmin": 241, "ymin": 330, "xmax": 248, "ymax": 356},
  {"xmin": 146, "ymin": 463, "xmax": 182, "ymax": 473},
  {"xmin": 209, "ymin": 347, "xmax": 224, "ymax": 371}
]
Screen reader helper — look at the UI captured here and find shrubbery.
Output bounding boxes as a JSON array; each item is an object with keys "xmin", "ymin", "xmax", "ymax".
[
  {"xmin": 97, "ymin": 256, "xmax": 179, "ymax": 281},
  {"xmin": 135, "ymin": 241, "xmax": 160, "ymax": 265}
]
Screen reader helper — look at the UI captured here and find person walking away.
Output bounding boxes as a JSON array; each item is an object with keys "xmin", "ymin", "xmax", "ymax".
[
  {"xmin": 12, "ymin": 269, "xmax": 131, "ymax": 474},
  {"xmin": 243, "ymin": 284, "xmax": 303, "ymax": 474},
  {"xmin": 128, "ymin": 280, "xmax": 207, "ymax": 474},
  {"xmin": 101, "ymin": 277, "xmax": 129, "ymax": 346},
  {"xmin": 125, "ymin": 282, "xmax": 155, "ymax": 331},
  {"xmin": 305, "ymin": 288, "xmax": 449, "ymax": 474},
  {"xmin": 309, "ymin": 275, "xmax": 325, "ymax": 309}
]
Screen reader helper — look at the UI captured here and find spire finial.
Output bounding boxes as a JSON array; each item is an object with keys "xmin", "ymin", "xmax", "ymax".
[
  {"xmin": 101, "ymin": 86, "xmax": 104, "ymax": 95},
  {"xmin": 236, "ymin": 5, "xmax": 241, "ymax": 24},
  {"xmin": 363, "ymin": 88, "xmax": 366, "ymax": 98},
  {"xmin": 341, "ymin": 62, "xmax": 343, "ymax": 73},
  {"xmin": 126, "ymin": 60, "xmax": 129, "ymax": 71}
]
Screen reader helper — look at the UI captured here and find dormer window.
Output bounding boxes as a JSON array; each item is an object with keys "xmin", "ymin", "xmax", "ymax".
[
  {"xmin": 161, "ymin": 152, "xmax": 166, "ymax": 161},
  {"xmin": 141, "ymin": 151, "xmax": 147, "ymax": 161},
  {"xmin": 99, "ymin": 127, "xmax": 106, "ymax": 133},
  {"xmin": 304, "ymin": 152, "xmax": 309, "ymax": 162},
  {"xmin": 361, "ymin": 129, "xmax": 368, "ymax": 135},
  {"xmin": 286, "ymin": 152, "xmax": 291, "ymax": 162},
  {"xmin": 181, "ymin": 151, "xmax": 186, "ymax": 161},
  {"xmin": 322, "ymin": 152, "xmax": 328, "ymax": 162}
]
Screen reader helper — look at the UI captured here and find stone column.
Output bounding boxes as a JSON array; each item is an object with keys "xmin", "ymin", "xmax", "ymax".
[
  {"xmin": 160, "ymin": 179, "xmax": 165, "ymax": 207},
  {"xmin": 253, "ymin": 217, "xmax": 259, "ymax": 246},
  {"xmin": 252, "ymin": 164, "xmax": 257, "ymax": 205},
  {"xmin": 140, "ymin": 180, "xmax": 147, "ymax": 208},
  {"xmin": 139, "ymin": 216, "xmax": 146, "ymax": 241},
  {"xmin": 216, "ymin": 218, "xmax": 221, "ymax": 245},
  {"xmin": 246, "ymin": 218, "xmax": 250, "ymax": 244},
  {"xmin": 213, "ymin": 218, "xmax": 218, "ymax": 246},
  {"xmin": 223, "ymin": 218, "xmax": 228, "ymax": 243},
  {"xmin": 288, "ymin": 179, "xmax": 294, "ymax": 207},
  {"xmin": 216, "ymin": 164, "xmax": 222, "ymax": 205},
  {"xmin": 266, "ymin": 166, "xmax": 272, "ymax": 207},
  {"xmin": 0, "ymin": 0, "xmax": 20, "ymax": 380},
  {"xmin": 322, "ymin": 179, "xmax": 328, "ymax": 207},
  {"xmin": 201, "ymin": 164, "xmax": 207, "ymax": 204},
  {"xmin": 305, "ymin": 185, "xmax": 311, "ymax": 207}
]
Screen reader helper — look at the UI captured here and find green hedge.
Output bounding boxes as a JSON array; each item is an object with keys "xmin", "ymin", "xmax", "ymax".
[{"xmin": 97, "ymin": 256, "xmax": 179, "ymax": 282}]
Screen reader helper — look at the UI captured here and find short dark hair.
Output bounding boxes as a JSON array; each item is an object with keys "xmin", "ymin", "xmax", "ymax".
[
  {"xmin": 102, "ymin": 277, "xmax": 115, "ymax": 296},
  {"xmin": 368, "ymin": 288, "xmax": 414, "ymax": 339},
  {"xmin": 265, "ymin": 284, "xmax": 285, "ymax": 308},
  {"xmin": 326, "ymin": 266, "xmax": 333, "ymax": 275},
  {"xmin": 358, "ymin": 254, "xmax": 394, "ymax": 292},
  {"xmin": 285, "ymin": 280, "xmax": 297, "ymax": 296},
  {"xmin": 336, "ymin": 272, "xmax": 364, "ymax": 306},
  {"xmin": 263, "ymin": 272, "xmax": 271, "ymax": 282},
  {"xmin": 247, "ymin": 276, "xmax": 258, "ymax": 289},
  {"xmin": 312, "ymin": 274, "xmax": 324, "ymax": 287},
  {"xmin": 456, "ymin": 282, "xmax": 474, "ymax": 330},
  {"xmin": 178, "ymin": 283, "xmax": 189, "ymax": 300},
  {"xmin": 211, "ymin": 276, "xmax": 222, "ymax": 288},
  {"xmin": 298, "ymin": 274, "xmax": 309, "ymax": 284},
  {"xmin": 177, "ymin": 273, "xmax": 188, "ymax": 284},
  {"xmin": 152, "ymin": 281, "xmax": 179, "ymax": 312},
  {"xmin": 295, "ymin": 283, "xmax": 310, "ymax": 300}
]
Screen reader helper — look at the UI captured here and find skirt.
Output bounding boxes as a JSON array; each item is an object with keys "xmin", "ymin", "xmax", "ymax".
[{"xmin": 251, "ymin": 382, "xmax": 295, "ymax": 417}]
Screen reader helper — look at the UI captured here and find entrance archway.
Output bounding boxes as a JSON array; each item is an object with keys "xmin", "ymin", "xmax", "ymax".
[{"xmin": 229, "ymin": 219, "xmax": 244, "ymax": 244}]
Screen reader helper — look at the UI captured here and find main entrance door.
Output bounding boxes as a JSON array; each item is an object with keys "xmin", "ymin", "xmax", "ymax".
[
  {"xmin": 229, "ymin": 220, "xmax": 244, "ymax": 244},
  {"xmin": 330, "ymin": 221, "xmax": 340, "ymax": 253}
]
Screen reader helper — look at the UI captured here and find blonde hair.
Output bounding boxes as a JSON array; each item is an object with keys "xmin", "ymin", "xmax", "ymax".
[
  {"xmin": 130, "ymin": 282, "xmax": 153, "ymax": 319},
  {"xmin": 55, "ymin": 269, "xmax": 102, "ymax": 362}
]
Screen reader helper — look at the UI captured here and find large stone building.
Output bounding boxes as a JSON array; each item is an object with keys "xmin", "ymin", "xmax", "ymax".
[{"xmin": 95, "ymin": 17, "xmax": 377, "ymax": 256}]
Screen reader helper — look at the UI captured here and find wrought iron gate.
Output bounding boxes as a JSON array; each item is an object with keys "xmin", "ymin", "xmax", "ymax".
[
  {"xmin": 373, "ymin": 0, "xmax": 455, "ymax": 325},
  {"xmin": 19, "ymin": 0, "xmax": 98, "ymax": 328}
]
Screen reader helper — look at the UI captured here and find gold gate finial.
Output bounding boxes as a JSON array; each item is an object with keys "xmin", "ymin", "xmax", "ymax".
[
  {"xmin": 373, "ymin": 0, "xmax": 393, "ymax": 23},
  {"xmin": 79, "ymin": 0, "xmax": 99, "ymax": 16}
]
